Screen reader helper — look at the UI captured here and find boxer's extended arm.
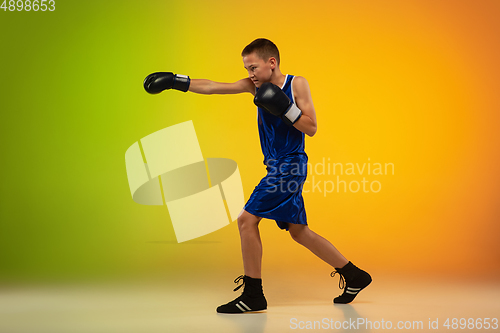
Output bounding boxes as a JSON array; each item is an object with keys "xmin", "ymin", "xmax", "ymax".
[
  {"xmin": 143, "ymin": 72, "xmax": 254, "ymax": 95},
  {"xmin": 189, "ymin": 78, "xmax": 255, "ymax": 95},
  {"xmin": 292, "ymin": 76, "xmax": 317, "ymax": 137}
]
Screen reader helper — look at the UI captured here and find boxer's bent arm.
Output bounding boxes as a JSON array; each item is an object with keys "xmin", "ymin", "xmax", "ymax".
[
  {"xmin": 292, "ymin": 76, "xmax": 318, "ymax": 137},
  {"xmin": 189, "ymin": 78, "xmax": 255, "ymax": 95}
]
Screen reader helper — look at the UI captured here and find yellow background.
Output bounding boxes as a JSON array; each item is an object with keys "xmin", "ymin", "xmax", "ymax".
[{"xmin": 1, "ymin": 0, "xmax": 499, "ymax": 285}]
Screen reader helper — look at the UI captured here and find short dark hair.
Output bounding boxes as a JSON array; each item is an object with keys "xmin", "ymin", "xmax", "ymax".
[{"xmin": 241, "ymin": 38, "xmax": 280, "ymax": 65}]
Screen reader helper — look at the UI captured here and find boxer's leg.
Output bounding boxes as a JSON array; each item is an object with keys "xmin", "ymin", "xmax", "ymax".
[
  {"xmin": 237, "ymin": 209, "xmax": 263, "ymax": 278},
  {"xmin": 288, "ymin": 223, "xmax": 371, "ymax": 304},
  {"xmin": 288, "ymin": 224, "xmax": 348, "ymax": 268},
  {"xmin": 217, "ymin": 210, "xmax": 267, "ymax": 313}
]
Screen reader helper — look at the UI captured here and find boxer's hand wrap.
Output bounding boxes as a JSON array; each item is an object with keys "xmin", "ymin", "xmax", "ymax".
[
  {"xmin": 172, "ymin": 74, "xmax": 190, "ymax": 92},
  {"xmin": 282, "ymin": 103, "xmax": 302, "ymax": 126},
  {"xmin": 254, "ymin": 82, "xmax": 302, "ymax": 126},
  {"xmin": 144, "ymin": 72, "xmax": 191, "ymax": 94}
]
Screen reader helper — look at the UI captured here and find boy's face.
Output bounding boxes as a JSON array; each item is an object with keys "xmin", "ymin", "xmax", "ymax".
[{"xmin": 243, "ymin": 52, "xmax": 275, "ymax": 88}]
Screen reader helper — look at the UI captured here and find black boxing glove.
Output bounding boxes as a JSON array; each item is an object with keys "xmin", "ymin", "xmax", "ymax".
[
  {"xmin": 143, "ymin": 72, "xmax": 191, "ymax": 94},
  {"xmin": 254, "ymin": 82, "xmax": 302, "ymax": 126}
]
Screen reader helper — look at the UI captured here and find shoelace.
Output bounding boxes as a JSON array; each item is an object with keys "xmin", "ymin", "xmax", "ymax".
[
  {"xmin": 233, "ymin": 275, "xmax": 245, "ymax": 291},
  {"xmin": 331, "ymin": 270, "xmax": 345, "ymax": 290}
]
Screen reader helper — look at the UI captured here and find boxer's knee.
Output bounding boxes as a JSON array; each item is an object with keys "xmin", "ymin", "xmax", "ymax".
[
  {"xmin": 288, "ymin": 224, "xmax": 310, "ymax": 245},
  {"xmin": 237, "ymin": 210, "xmax": 261, "ymax": 232}
]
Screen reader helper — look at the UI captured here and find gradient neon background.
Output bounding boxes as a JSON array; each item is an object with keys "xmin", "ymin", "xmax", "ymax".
[{"xmin": 1, "ymin": 0, "xmax": 499, "ymax": 288}]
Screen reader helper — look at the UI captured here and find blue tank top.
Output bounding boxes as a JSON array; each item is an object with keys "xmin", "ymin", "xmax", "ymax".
[{"xmin": 256, "ymin": 74, "xmax": 308, "ymax": 176}]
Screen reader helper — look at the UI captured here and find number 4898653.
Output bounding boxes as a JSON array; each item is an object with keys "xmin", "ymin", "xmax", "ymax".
[{"xmin": 1, "ymin": 0, "xmax": 55, "ymax": 11}]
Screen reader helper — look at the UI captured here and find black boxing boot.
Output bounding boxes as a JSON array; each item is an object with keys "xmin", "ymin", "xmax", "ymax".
[
  {"xmin": 216, "ymin": 275, "xmax": 267, "ymax": 314},
  {"xmin": 331, "ymin": 262, "xmax": 372, "ymax": 304}
]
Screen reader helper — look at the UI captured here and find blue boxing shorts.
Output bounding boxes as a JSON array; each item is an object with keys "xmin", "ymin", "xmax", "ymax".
[{"xmin": 243, "ymin": 158, "xmax": 307, "ymax": 230}]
